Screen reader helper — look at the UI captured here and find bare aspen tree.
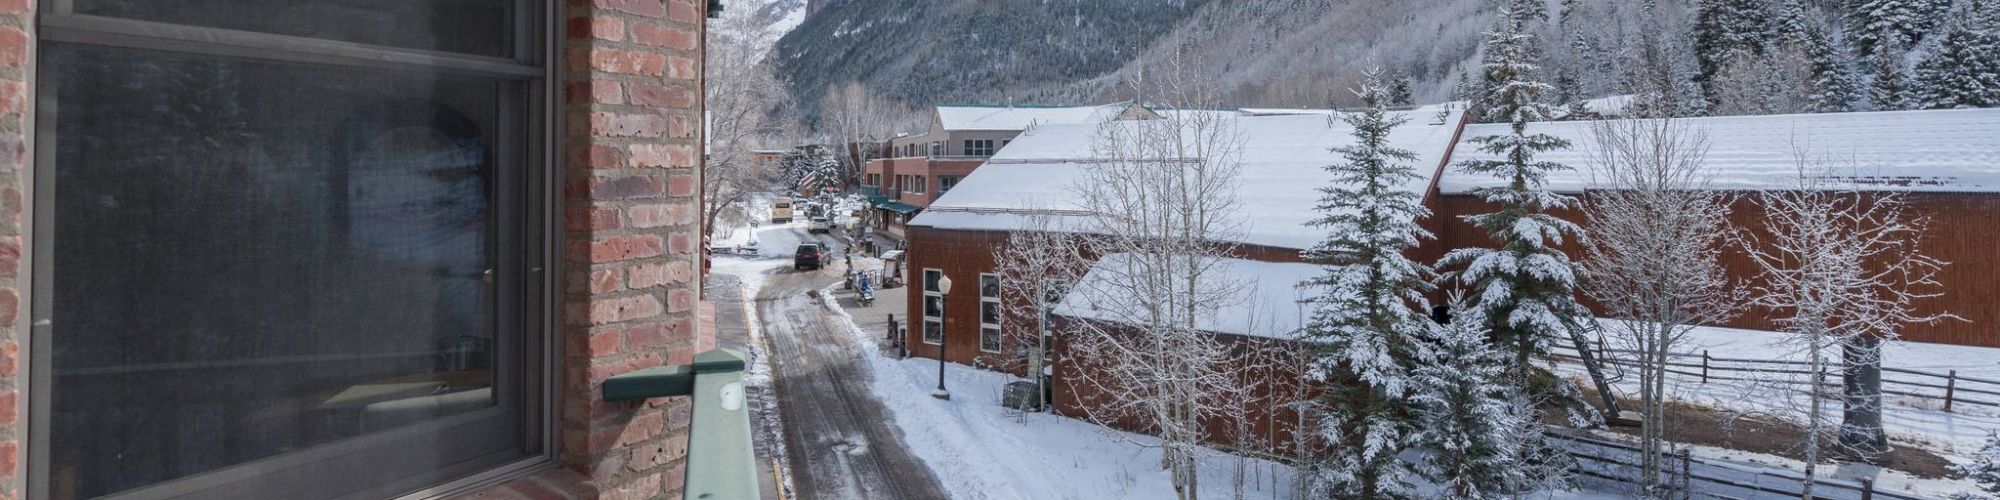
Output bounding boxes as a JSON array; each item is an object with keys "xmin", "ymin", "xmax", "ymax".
[
  {"xmin": 703, "ymin": 0, "xmax": 792, "ymax": 236},
  {"xmin": 1738, "ymin": 154, "xmax": 1952, "ymax": 498},
  {"xmin": 1580, "ymin": 118, "xmax": 1741, "ymax": 497},
  {"xmin": 988, "ymin": 212, "xmax": 1090, "ymax": 414},
  {"xmin": 1057, "ymin": 52, "xmax": 1246, "ymax": 500},
  {"xmin": 818, "ymin": 82, "xmax": 908, "ymax": 185}
]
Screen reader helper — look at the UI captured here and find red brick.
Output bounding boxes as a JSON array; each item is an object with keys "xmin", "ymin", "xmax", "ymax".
[
  {"xmin": 588, "ymin": 294, "xmax": 664, "ymax": 325},
  {"xmin": 627, "ymin": 204, "xmax": 689, "ymax": 229},
  {"xmin": 0, "ymin": 0, "xmax": 27, "ymax": 13},
  {"xmin": 628, "ymin": 144, "xmax": 694, "ymax": 168},
  {"xmin": 590, "ymin": 235, "xmax": 664, "ymax": 263},
  {"xmin": 0, "ymin": 341, "xmax": 15, "ymax": 377},
  {"xmin": 631, "ymin": 23, "xmax": 695, "ymax": 50},
  {"xmin": 588, "ymin": 112, "xmax": 668, "ymax": 138},
  {"xmin": 625, "ymin": 322, "xmax": 673, "ymax": 349},
  {"xmin": 567, "ymin": 80, "xmax": 624, "ymax": 106},
  {"xmin": 588, "ymin": 48, "xmax": 666, "ymax": 76},
  {"xmin": 668, "ymin": 0, "xmax": 699, "ymax": 23},
  {"xmin": 0, "ymin": 80, "xmax": 23, "ymax": 117},
  {"xmin": 614, "ymin": 411, "xmax": 666, "ymax": 447},
  {"xmin": 596, "ymin": 0, "xmax": 667, "ymax": 18},
  {"xmin": 0, "ymin": 289, "xmax": 17, "ymax": 328},
  {"xmin": 589, "ymin": 267, "xmax": 623, "ymax": 294},
  {"xmin": 570, "ymin": 15, "xmax": 625, "ymax": 41},
  {"xmin": 0, "ymin": 236, "xmax": 17, "ymax": 278},
  {"xmin": 0, "ymin": 390, "xmax": 14, "ymax": 425},
  {"xmin": 667, "ymin": 174, "xmax": 697, "ymax": 197},
  {"xmin": 589, "ymin": 175, "xmax": 666, "ymax": 200},
  {"xmin": 667, "ymin": 289, "xmax": 695, "ymax": 314},
  {"xmin": 0, "ymin": 28, "xmax": 23, "ymax": 69},
  {"xmin": 668, "ymin": 115, "xmax": 694, "ymax": 139},
  {"xmin": 665, "ymin": 55, "xmax": 697, "ymax": 81},
  {"xmin": 0, "ymin": 441, "xmax": 15, "ymax": 479},
  {"xmin": 627, "ymin": 84, "xmax": 695, "ymax": 108},
  {"xmin": 571, "ymin": 144, "xmax": 624, "ymax": 169},
  {"xmin": 626, "ymin": 262, "xmax": 667, "ymax": 289},
  {"xmin": 666, "ymin": 232, "xmax": 694, "ymax": 255},
  {"xmin": 566, "ymin": 207, "xmax": 621, "ymax": 232}
]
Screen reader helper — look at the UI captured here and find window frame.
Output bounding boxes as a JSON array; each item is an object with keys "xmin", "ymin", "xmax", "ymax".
[
  {"xmin": 921, "ymin": 268, "xmax": 943, "ymax": 345},
  {"xmin": 26, "ymin": 1, "xmax": 561, "ymax": 499},
  {"xmin": 977, "ymin": 273, "xmax": 1001, "ymax": 353}
]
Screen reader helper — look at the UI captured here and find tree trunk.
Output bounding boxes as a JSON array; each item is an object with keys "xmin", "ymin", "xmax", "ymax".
[{"xmin": 1840, "ymin": 335, "xmax": 1889, "ymax": 457}]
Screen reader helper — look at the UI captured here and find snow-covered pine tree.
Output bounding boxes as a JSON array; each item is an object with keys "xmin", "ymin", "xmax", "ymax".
[
  {"xmin": 1388, "ymin": 71, "xmax": 1415, "ymax": 107},
  {"xmin": 1300, "ymin": 67, "xmax": 1434, "ymax": 500},
  {"xmin": 1692, "ymin": 0, "xmax": 1773, "ymax": 89},
  {"xmin": 1870, "ymin": 42, "xmax": 1914, "ymax": 110},
  {"xmin": 1410, "ymin": 299, "xmax": 1535, "ymax": 499},
  {"xmin": 1443, "ymin": 2, "xmax": 1592, "ymax": 400},
  {"xmin": 1773, "ymin": 0, "xmax": 1862, "ymax": 112},
  {"xmin": 1850, "ymin": 0, "xmax": 1949, "ymax": 56},
  {"xmin": 1960, "ymin": 431, "xmax": 2000, "ymax": 497},
  {"xmin": 1913, "ymin": 23, "xmax": 2000, "ymax": 109}
]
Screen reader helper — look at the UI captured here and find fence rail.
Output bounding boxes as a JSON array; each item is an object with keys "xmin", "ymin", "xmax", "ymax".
[
  {"xmin": 1549, "ymin": 341, "xmax": 2000, "ymax": 411},
  {"xmin": 1555, "ymin": 432, "xmax": 1926, "ymax": 500}
]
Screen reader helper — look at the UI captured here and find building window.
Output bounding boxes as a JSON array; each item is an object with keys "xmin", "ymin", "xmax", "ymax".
[
  {"xmin": 964, "ymin": 139, "xmax": 996, "ymax": 156},
  {"xmin": 913, "ymin": 176, "xmax": 927, "ymax": 194},
  {"xmin": 37, "ymin": 3, "xmax": 547, "ymax": 499},
  {"xmin": 979, "ymin": 274, "xmax": 1002, "ymax": 353},
  {"xmin": 940, "ymin": 176, "xmax": 960, "ymax": 193},
  {"xmin": 923, "ymin": 269, "xmax": 944, "ymax": 344},
  {"xmin": 930, "ymin": 141, "xmax": 943, "ymax": 156}
]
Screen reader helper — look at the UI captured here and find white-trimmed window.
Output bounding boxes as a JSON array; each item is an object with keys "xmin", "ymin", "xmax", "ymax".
[
  {"xmin": 923, "ymin": 268, "xmax": 944, "ymax": 344},
  {"xmin": 964, "ymin": 139, "xmax": 995, "ymax": 156},
  {"xmin": 979, "ymin": 273, "xmax": 1002, "ymax": 353}
]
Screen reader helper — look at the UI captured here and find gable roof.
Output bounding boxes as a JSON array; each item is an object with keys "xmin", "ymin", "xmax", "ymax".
[
  {"xmin": 1440, "ymin": 107, "xmax": 2000, "ymax": 194},
  {"xmin": 1051, "ymin": 254, "xmax": 1319, "ymax": 340},
  {"xmin": 909, "ymin": 104, "xmax": 1466, "ymax": 251},
  {"xmin": 935, "ymin": 102, "xmax": 1151, "ymax": 131}
]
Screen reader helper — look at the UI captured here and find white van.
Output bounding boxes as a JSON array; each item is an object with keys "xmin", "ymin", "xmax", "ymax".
[{"xmin": 771, "ymin": 196, "xmax": 794, "ymax": 223}]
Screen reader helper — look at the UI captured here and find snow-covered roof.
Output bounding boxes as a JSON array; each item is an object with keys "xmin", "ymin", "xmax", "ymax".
[
  {"xmin": 935, "ymin": 102, "xmax": 1141, "ymax": 131},
  {"xmin": 1440, "ymin": 107, "xmax": 2000, "ymax": 194},
  {"xmin": 1236, "ymin": 108, "xmax": 1338, "ymax": 117},
  {"xmin": 1051, "ymin": 254, "xmax": 1319, "ymax": 340},
  {"xmin": 910, "ymin": 104, "xmax": 1466, "ymax": 250}
]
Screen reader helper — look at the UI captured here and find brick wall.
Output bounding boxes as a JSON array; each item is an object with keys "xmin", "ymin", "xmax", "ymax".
[
  {"xmin": 0, "ymin": 0, "xmax": 24, "ymax": 496},
  {"xmin": 480, "ymin": 0, "xmax": 710, "ymax": 498}
]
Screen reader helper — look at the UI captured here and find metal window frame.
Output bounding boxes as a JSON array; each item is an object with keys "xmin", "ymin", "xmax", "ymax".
[
  {"xmin": 921, "ymin": 268, "xmax": 943, "ymax": 345},
  {"xmin": 23, "ymin": 0, "xmax": 562, "ymax": 499}
]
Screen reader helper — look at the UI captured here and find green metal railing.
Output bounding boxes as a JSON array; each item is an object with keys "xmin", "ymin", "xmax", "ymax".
[{"xmin": 604, "ymin": 349, "xmax": 760, "ymax": 500}]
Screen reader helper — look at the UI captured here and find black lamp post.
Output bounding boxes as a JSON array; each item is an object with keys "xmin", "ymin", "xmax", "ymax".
[{"xmin": 931, "ymin": 274, "xmax": 953, "ymax": 400}]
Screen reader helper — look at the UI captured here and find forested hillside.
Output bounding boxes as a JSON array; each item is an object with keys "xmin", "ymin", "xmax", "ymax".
[{"xmin": 772, "ymin": 0, "xmax": 2000, "ymax": 127}]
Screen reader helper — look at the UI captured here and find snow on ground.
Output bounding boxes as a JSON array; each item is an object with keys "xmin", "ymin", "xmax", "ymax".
[
  {"xmin": 818, "ymin": 286, "xmax": 1622, "ymax": 500},
  {"xmin": 1556, "ymin": 320, "xmax": 2000, "ymax": 483}
]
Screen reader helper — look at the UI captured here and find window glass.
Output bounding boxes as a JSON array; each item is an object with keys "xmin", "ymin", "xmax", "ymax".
[
  {"xmin": 924, "ymin": 269, "xmax": 941, "ymax": 292},
  {"xmin": 980, "ymin": 275, "xmax": 1000, "ymax": 298},
  {"xmin": 924, "ymin": 320, "xmax": 944, "ymax": 343},
  {"xmin": 76, "ymin": 0, "xmax": 516, "ymax": 57},
  {"xmin": 49, "ymin": 43, "xmax": 522, "ymax": 498},
  {"xmin": 925, "ymin": 296, "xmax": 944, "ymax": 318},
  {"xmin": 980, "ymin": 327, "xmax": 1001, "ymax": 352},
  {"xmin": 980, "ymin": 301, "xmax": 1001, "ymax": 326}
]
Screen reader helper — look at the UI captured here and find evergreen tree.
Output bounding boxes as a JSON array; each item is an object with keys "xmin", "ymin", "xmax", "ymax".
[
  {"xmin": 1301, "ymin": 68, "xmax": 1436, "ymax": 500},
  {"xmin": 1850, "ymin": 0, "xmax": 1949, "ymax": 56},
  {"xmin": 1692, "ymin": 0, "xmax": 1774, "ymax": 88},
  {"xmin": 1913, "ymin": 24, "xmax": 2000, "ymax": 109},
  {"xmin": 1804, "ymin": 27, "xmax": 1862, "ymax": 112},
  {"xmin": 1870, "ymin": 43, "xmax": 1914, "ymax": 110},
  {"xmin": 1442, "ymin": 2, "xmax": 1591, "ymax": 406},
  {"xmin": 1411, "ymin": 304, "xmax": 1543, "ymax": 499},
  {"xmin": 1960, "ymin": 431, "xmax": 2000, "ymax": 497},
  {"xmin": 1388, "ymin": 71, "xmax": 1415, "ymax": 107}
]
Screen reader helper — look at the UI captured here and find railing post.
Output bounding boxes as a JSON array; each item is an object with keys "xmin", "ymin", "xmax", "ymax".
[
  {"xmin": 1680, "ymin": 448, "xmax": 1692, "ymax": 500},
  {"xmin": 1861, "ymin": 478, "xmax": 1874, "ymax": 500},
  {"xmin": 1945, "ymin": 370, "xmax": 1957, "ymax": 413},
  {"xmin": 1701, "ymin": 350, "xmax": 1710, "ymax": 384}
]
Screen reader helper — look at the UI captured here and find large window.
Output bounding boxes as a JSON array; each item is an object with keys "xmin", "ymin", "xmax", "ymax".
[
  {"xmin": 979, "ymin": 274, "xmax": 1001, "ymax": 353},
  {"xmin": 922, "ymin": 269, "xmax": 944, "ymax": 344},
  {"xmin": 35, "ymin": 2, "xmax": 549, "ymax": 499},
  {"xmin": 963, "ymin": 139, "xmax": 995, "ymax": 157}
]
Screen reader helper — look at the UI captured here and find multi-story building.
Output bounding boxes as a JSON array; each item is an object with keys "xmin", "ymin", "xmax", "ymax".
[{"xmin": 863, "ymin": 102, "xmax": 1159, "ymax": 238}]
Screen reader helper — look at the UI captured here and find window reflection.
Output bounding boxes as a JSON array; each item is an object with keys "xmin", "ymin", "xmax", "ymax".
[
  {"xmin": 76, "ymin": 0, "xmax": 514, "ymax": 57},
  {"xmin": 50, "ymin": 43, "xmax": 514, "ymax": 498}
]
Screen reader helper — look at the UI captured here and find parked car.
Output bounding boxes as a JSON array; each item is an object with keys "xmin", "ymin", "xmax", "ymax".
[
  {"xmin": 808, "ymin": 216, "xmax": 834, "ymax": 234},
  {"xmin": 793, "ymin": 243, "xmax": 825, "ymax": 271}
]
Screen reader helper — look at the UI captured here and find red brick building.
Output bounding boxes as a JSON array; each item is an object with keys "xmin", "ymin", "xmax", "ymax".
[
  {"xmin": 1, "ymin": 1, "xmax": 720, "ymax": 499},
  {"xmin": 904, "ymin": 106, "xmax": 2000, "ymax": 453}
]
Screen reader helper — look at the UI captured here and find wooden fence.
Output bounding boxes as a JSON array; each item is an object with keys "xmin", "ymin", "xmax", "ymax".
[{"xmin": 1550, "ymin": 342, "xmax": 2000, "ymax": 412}]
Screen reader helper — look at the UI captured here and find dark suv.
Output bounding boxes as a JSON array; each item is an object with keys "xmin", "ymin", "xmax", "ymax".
[{"xmin": 793, "ymin": 243, "xmax": 825, "ymax": 271}]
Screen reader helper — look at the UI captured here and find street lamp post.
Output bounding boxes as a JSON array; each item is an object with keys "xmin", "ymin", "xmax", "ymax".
[{"xmin": 931, "ymin": 275, "xmax": 953, "ymax": 401}]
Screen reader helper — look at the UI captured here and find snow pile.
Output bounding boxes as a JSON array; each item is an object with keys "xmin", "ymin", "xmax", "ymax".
[
  {"xmin": 911, "ymin": 105, "xmax": 1466, "ymax": 250},
  {"xmin": 1441, "ymin": 107, "xmax": 2000, "ymax": 194}
]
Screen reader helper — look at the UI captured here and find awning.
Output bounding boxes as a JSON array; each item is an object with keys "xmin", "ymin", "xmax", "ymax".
[{"xmin": 876, "ymin": 201, "xmax": 920, "ymax": 215}]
